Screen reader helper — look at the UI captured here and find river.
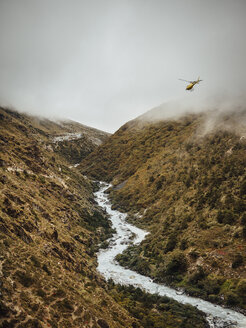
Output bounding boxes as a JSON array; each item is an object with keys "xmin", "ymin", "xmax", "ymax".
[{"xmin": 95, "ymin": 183, "xmax": 246, "ymax": 328}]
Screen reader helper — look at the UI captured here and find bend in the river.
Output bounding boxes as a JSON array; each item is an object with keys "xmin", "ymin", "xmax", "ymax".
[{"xmin": 95, "ymin": 183, "xmax": 246, "ymax": 328}]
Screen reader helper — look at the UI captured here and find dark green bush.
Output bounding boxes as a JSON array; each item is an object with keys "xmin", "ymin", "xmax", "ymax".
[
  {"xmin": 225, "ymin": 292, "xmax": 240, "ymax": 306},
  {"xmin": 165, "ymin": 252, "xmax": 187, "ymax": 275},
  {"xmin": 164, "ymin": 234, "xmax": 177, "ymax": 253}
]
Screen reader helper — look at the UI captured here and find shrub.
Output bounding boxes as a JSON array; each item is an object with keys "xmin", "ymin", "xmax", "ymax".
[
  {"xmin": 0, "ymin": 301, "xmax": 10, "ymax": 317},
  {"xmin": 30, "ymin": 255, "xmax": 40, "ymax": 268},
  {"xmin": 242, "ymin": 226, "xmax": 246, "ymax": 239},
  {"xmin": 217, "ymin": 210, "xmax": 237, "ymax": 225},
  {"xmin": 234, "ymin": 199, "xmax": 246, "ymax": 214},
  {"xmin": 236, "ymin": 279, "xmax": 246, "ymax": 300},
  {"xmin": 241, "ymin": 213, "xmax": 246, "ymax": 226},
  {"xmin": 188, "ymin": 266, "xmax": 206, "ymax": 284},
  {"xmin": 189, "ymin": 249, "xmax": 199, "ymax": 260},
  {"xmin": 180, "ymin": 239, "xmax": 188, "ymax": 250},
  {"xmin": 36, "ymin": 288, "xmax": 46, "ymax": 298},
  {"xmin": 155, "ymin": 176, "xmax": 165, "ymax": 190},
  {"xmin": 203, "ymin": 277, "xmax": 221, "ymax": 295},
  {"xmin": 42, "ymin": 264, "xmax": 51, "ymax": 275},
  {"xmin": 38, "ymin": 176, "xmax": 45, "ymax": 184},
  {"xmin": 15, "ymin": 270, "xmax": 34, "ymax": 287},
  {"xmin": 225, "ymin": 292, "xmax": 240, "ymax": 306},
  {"xmin": 148, "ymin": 176, "xmax": 155, "ymax": 183},
  {"xmin": 165, "ymin": 251, "xmax": 187, "ymax": 275},
  {"xmin": 56, "ymin": 298, "xmax": 74, "ymax": 312},
  {"xmin": 164, "ymin": 234, "xmax": 177, "ymax": 253},
  {"xmin": 240, "ymin": 180, "xmax": 246, "ymax": 196},
  {"xmin": 231, "ymin": 253, "xmax": 243, "ymax": 269}
]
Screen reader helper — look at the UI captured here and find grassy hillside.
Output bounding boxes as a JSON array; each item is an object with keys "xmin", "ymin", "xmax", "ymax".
[
  {"xmin": 0, "ymin": 107, "xmax": 135, "ymax": 327},
  {"xmin": 80, "ymin": 108, "xmax": 246, "ymax": 310},
  {"xmin": 0, "ymin": 107, "xmax": 209, "ymax": 328},
  {"xmin": 50, "ymin": 119, "xmax": 110, "ymax": 165}
]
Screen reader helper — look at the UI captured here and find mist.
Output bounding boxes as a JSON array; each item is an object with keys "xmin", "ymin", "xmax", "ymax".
[{"xmin": 0, "ymin": 0, "xmax": 246, "ymax": 132}]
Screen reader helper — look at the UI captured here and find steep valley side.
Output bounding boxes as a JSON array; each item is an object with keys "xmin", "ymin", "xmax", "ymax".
[
  {"xmin": 0, "ymin": 107, "xmax": 211, "ymax": 328},
  {"xmin": 0, "ymin": 108, "xmax": 137, "ymax": 328},
  {"xmin": 80, "ymin": 109, "xmax": 246, "ymax": 311}
]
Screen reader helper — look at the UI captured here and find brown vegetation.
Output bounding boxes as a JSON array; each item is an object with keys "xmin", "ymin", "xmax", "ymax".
[
  {"xmin": 80, "ymin": 110, "xmax": 246, "ymax": 309},
  {"xmin": 0, "ymin": 107, "xmax": 134, "ymax": 327}
]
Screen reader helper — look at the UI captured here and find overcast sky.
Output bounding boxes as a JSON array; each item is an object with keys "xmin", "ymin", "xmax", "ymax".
[{"xmin": 0, "ymin": 0, "xmax": 246, "ymax": 132}]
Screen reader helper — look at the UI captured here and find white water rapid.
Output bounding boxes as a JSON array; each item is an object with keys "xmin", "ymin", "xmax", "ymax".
[{"xmin": 95, "ymin": 183, "xmax": 246, "ymax": 328}]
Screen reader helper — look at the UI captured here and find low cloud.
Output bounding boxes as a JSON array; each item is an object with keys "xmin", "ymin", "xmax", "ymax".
[{"xmin": 0, "ymin": 1, "xmax": 246, "ymax": 132}]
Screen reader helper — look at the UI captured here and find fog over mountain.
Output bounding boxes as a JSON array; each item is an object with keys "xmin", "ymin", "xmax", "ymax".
[{"xmin": 0, "ymin": 0, "xmax": 246, "ymax": 132}]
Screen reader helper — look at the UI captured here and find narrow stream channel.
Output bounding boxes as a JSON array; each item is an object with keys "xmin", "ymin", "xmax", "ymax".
[{"xmin": 95, "ymin": 183, "xmax": 246, "ymax": 328}]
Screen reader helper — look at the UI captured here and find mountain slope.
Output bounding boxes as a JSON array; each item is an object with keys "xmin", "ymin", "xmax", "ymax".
[
  {"xmin": 80, "ymin": 108, "xmax": 246, "ymax": 309},
  {"xmin": 0, "ymin": 107, "xmax": 137, "ymax": 328},
  {"xmin": 0, "ymin": 107, "xmax": 209, "ymax": 328}
]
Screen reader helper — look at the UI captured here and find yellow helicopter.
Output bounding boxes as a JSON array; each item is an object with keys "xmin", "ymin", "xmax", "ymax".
[{"xmin": 179, "ymin": 77, "xmax": 203, "ymax": 91}]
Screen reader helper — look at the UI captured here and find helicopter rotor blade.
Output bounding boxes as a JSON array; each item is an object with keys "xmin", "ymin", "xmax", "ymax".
[{"xmin": 179, "ymin": 79, "xmax": 192, "ymax": 83}]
